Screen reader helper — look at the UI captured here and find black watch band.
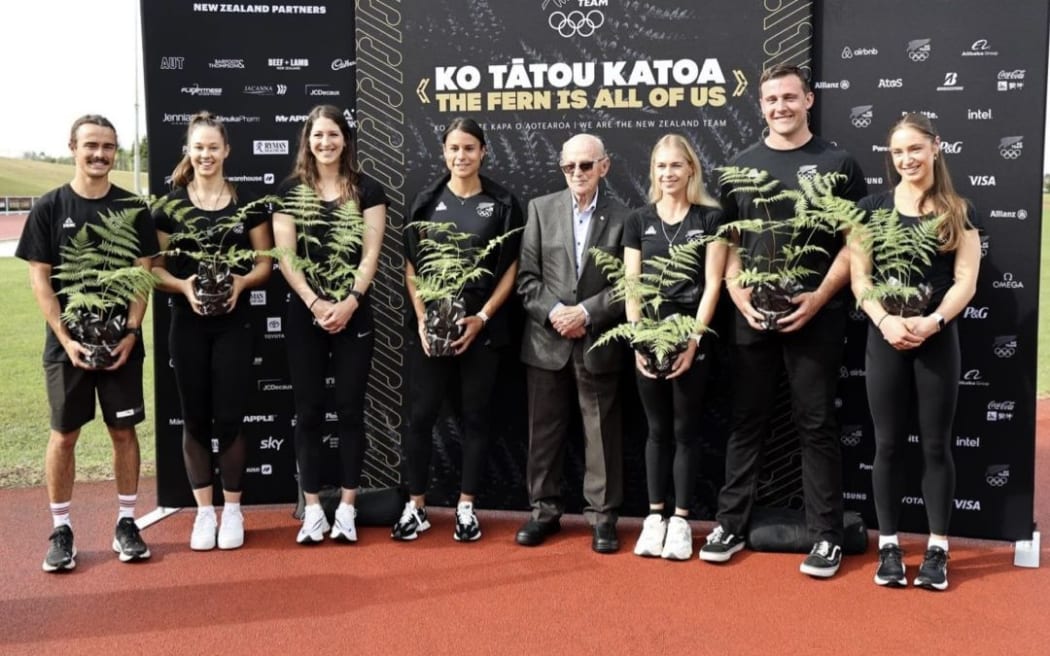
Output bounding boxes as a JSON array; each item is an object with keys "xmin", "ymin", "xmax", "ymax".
[
  {"xmin": 349, "ymin": 289, "xmax": 364, "ymax": 302},
  {"xmin": 127, "ymin": 326, "xmax": 143, "ymax": 339}
]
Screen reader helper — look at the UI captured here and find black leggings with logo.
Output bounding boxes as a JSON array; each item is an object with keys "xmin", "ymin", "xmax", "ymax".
[
  {"xmin": 169, "ymin": 307, "xmax": 252, "ymax": 492},
  {"xmin": 286, "ymin": 299, "xmax": 375, "ymax": 494},
  {"xmin": 866, "ymin": 322, "xmax": 959, "ymax": 536}
]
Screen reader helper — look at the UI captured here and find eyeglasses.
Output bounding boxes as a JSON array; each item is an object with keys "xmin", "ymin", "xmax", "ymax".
[{"xmin": 559, "ymin": 157, "xmax": 606, "ymax": 175}]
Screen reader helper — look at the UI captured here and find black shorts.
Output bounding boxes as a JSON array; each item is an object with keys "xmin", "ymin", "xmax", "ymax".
[{"xmin": 44, "ymin": 358, "xmax": 146, "ymax": 432}]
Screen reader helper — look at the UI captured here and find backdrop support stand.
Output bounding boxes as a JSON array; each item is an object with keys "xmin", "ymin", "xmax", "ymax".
[
  {"xmin": 136, "ymin": 506, "xmax": 182, "ymax": 530},
  {"xmin": 1013, "ymin": 523, "xmax": 1041, "ymax": 568}
]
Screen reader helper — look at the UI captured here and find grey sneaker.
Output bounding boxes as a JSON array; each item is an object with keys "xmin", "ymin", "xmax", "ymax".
[
  {"xmin": 42, "ymin": 525, "xmax": 76, "ymax": 572},
  {"xmin": 113, "ymin": 517, "xmax": 151, "ymax": 562}
]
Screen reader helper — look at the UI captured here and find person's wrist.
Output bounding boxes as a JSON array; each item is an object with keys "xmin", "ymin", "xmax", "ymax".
[
  {"xmin": 126, "ymin": 325, "xmax": 142, "ymax": 340},
  {"xmin": 476, "ymin": 310, "xmax": 490, "ymax": 325}
]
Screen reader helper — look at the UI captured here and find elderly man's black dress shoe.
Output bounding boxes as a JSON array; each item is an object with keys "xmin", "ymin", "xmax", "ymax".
[
  {"xmin": 592, "ymin": 521, "xmax": 619, "ymax": 553},
  {"xmin": 516, "ymin": 518, "xmax": 561, "ymax": 546}
]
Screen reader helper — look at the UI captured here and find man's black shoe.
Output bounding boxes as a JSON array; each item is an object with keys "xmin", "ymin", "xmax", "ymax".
[
  {"xmin": 515, "ymin": 518, "xmax": 561, "ymax": 546},
  {"xmin": 592, "ymin": 521, "xmax": 620, "ymax": 554}
]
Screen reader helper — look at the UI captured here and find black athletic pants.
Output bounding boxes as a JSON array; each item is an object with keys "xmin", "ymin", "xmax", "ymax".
[
  {"xmin": 716, "ymin": 324, "xmax": 845, "ymax": 544},
  {"xmin": 867, "ymin": 322, "xmax": 959, "ymax": 536},
  {"xmin": 405, "ymin": 339, "xmax": 500, "ymax": 497},
  {"xmin": 635, "ymin": 338, "xmax": 712, "ymax": 509},
  {"xmin": 169, "ymin": 307, "xmax": 252, "ymax": 492},
  {"xmin": 286, "ymin": 298, "xmax": 375, "ymax": 494}
]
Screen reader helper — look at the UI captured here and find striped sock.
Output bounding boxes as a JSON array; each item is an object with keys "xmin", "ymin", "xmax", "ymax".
[
  {"xmin": 118, "ymin": 494, "xmax": 137, "ymax": 520},
  {"xmin": 50, "ymin": 501, "xmax": 72, "ymax": 528}
]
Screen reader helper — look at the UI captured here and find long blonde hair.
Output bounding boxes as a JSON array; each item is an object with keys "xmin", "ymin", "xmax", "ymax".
[{"xmin": 647, "ymin": 134, "xmax": 718, "ymax": 207}]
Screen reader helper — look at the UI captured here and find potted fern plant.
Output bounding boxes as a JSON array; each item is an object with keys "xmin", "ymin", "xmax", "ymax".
[
  {"xmin": 407, "ymin": 220, "xmax": 523, "ymax": 357},
  {"xmin": 853, "ymin": 208, "xmax": 943, "ymax": 316},
  {"xmin": 272, "ymin": 184, "xmax": 367, "ymax": 306},
  {"xmin": 51, "ymin": 204, "xmax": 158, "ymax": 368},
  {"xmin": 719, "ymin": 167, "xmax": 864, "ymax": 330},
  {"xmin": 589, "ymin": 237, "xmax": 712, "ymax": 377},
  {"xmin": 150, "ymin": 194, "xmax": 275, "ymax": 315}
]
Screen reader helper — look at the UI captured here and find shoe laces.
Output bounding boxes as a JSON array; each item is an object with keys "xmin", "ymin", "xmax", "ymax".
[
  {"xmin": 923, "ymin": 547, "xmax": 948, "ymax": 567},
  {"xmin": 708, "ymin": 525, "xmax": 729, "ymax": 544},
  {"xmin": 398, "ymin": 503, "xmax": 419, "ymax": 527},
  {"xmin": 812, "ymin": 540, "xmax": 833, "ymax": 557},
  {"xmin": 456, "ymin": 505, "xmax": 476, "ymax": 527}
]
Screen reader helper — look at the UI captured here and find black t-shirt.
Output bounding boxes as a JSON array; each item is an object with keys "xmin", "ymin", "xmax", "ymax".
[
  {"xmin": 153, "ymin": 186, "xmax": 269, "ymax": 311},
  {"xmin": 276, "ymin": 173, "xmax": 388, "ymax": 294},
  {"xmin": 622, "ymin": 203, "xmax": 723, "ymax": 318},
  {"xmin": 405, "ymin": 186, "xmax": 511, "ymax": 306},
  {"xmin": 858, "ymin": 191, "xmax": 981, "ymax": 311},
  {"xmin": 16, "ymin": 183, "xmax": 159, "ymax": 363},
  {"xmin": 721, "ymin": 136, "xmax": 868, "ymax": 293}
]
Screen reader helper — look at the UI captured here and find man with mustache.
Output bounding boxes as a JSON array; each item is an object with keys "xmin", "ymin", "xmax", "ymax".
[{"xmin": 16, "ymin": 115, "xmax": 158, "ymax": 572}]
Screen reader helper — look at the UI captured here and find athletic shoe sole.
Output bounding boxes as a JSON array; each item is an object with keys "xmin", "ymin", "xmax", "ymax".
[
  {"xmin": 698, "ymin": 542, "xmax": 744, "ymax": 563},
  {"xmin": 633, "ymin": 545, "xmax": 663, "ymax": 557},
  {"xmin": 453, "ymin": 530, "xmax": 482, "ymax": 542},
  {"xmin": 914, "ymin": 576, "xmax": 948, "ymax": 591},
  {"xmin": 112, "ymin": 540, "xmax": 151, "ymax": 562},
  {"xmin": 874, "ymin": 570, "xmax": 907, "ymax": 587},
  {"xmin": 41, "ymin": 548, "xmax": 77, "ymax": 572},
  {"xmin": 391, "ymin": 519, "xmax": 431, "ymax": 541},
  {"xmin": 800, "ymin": 562, "xmax": 840, "ymax": 578}
]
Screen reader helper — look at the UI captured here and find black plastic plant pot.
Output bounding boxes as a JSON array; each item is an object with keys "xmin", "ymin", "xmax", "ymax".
[
  {"xmin": 638, "ymin": 342, "xmax": 687, "ymax": 379},
  {"xmin": 69, "ymin": 313, "xmax": 126, "ymax": 369},
  {"xmin": 424, "ymin": 297, "xmax": 466, "ymax": 357},
  {"xmin": 881, "ymin": 282, "xmax": 933, "ymax": 318},
  {"xmin": 751, "ymin": 280, "xmax": 804, "ymax": 331},
  {"xmin": 194, "ymin": 262, "xmax": 233, "ymax": 316}
]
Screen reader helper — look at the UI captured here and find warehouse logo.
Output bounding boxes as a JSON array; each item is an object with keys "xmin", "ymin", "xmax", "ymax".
[
  {"xmin": 906, "ymin": 38, "xmax": 931, "ymax": 62},
  {"xmin": 992, "ymin": 335, "xmax": 1017, "ymax": 359},
  {"xmin": 999, "ymin": 136, "xmax": 1023, "ymax": 159},
  {"xmin": 849, "ymin": 105, "xmax": 873, "ymax": 128}
]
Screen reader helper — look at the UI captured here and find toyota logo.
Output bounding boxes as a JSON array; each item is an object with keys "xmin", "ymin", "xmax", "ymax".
[{"xmin": 549, "ymin": 10, "xmax": 605, "ymax": 38}]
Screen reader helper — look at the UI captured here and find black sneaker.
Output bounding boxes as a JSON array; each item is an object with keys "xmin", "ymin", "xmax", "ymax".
[
  {"xmin": 453, "ymin": 502, "xmax": 482, "ymax": 542},
  {"xmin": 698, "ymin": 525, "xmax": 745, "ymax": 563},
  {"xmin": 800, "ymin": 540, "xmax": 842, "ymax": 578},
  {"xmin": 391, "ymin": 501, "xmax": 431, "ymax": 541},
  {"xmin": 874, "ymin": 544, "xmax": 906, "ymax": 587},
  {"xmin": 112, "ymin": 517, "xmax": 151, "ymax": 562},
  {"xmin": 42, "ymin": 525, "xmax": 76, "ymax": 572},
  {"xmin": 914, "ymin": 546, "xmax": 949, "ymax": 591}
]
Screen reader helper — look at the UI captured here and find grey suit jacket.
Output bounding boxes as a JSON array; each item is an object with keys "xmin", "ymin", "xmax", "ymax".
[{"xmin": 518, "ymin": 187, "xmax": 628, "ymax": 374}]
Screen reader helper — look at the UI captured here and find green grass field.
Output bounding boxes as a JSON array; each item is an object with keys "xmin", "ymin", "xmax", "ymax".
[{"xmin": 0, "ymin": 157, "xmax": 146, "ymax": 196}]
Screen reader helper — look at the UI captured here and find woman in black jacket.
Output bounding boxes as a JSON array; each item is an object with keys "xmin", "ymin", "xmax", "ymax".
[{"xmin": 397, "ymin": 117, "xmax": 523, "ymax": 542}]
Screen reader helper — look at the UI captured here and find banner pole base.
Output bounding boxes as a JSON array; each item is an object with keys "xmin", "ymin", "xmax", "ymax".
[
  {"xmin": 136, "ymin": 506, "xmax": 183, "ymax": 530},
  {"xmin": 1013, "ymin": 525, "xmax": 1040, "ymax": 568}
]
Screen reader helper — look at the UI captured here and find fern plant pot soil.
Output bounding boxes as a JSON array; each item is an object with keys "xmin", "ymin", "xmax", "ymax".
[
  {"xmin": 879, "ymin": 281, "xmax": 933, "ymax": 318},
  {"xmin": 68, "ymin": 313, "xmax": 126, "ymax": 369},
  {"xmin": 194, "ymin": 261, "xmax": 233, "ymax": 316},
  {"xmin": 750, "ymin": 280, "xmax": 804, "ymax": 331},
  {"xmin": 637, "ymin": 342, "xmax": 688, "ymax": 379},
  {"xmin": 423, "ymin": 297, "xmax": 466, "ymax": 357}
]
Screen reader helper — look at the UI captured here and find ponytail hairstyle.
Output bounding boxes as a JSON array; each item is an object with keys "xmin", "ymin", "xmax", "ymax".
[
  {"xmin": 170, "ymin": 111, "xmax": 230, "ymax": 190},
  {"xmin": 886, "ymin": 112, "xmax": 971, "ymax": 251},
  {"xmin": 290, "ymin": 104, "xmax": 360, "ymax": 203},
  {"xmin": 647, "ymin": 133, "xmax": 718, "ymax": 207}
]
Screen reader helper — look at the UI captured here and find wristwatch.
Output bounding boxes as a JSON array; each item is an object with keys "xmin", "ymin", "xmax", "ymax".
[
  {"xmin": 348, "ymin": 289, "xmax": 364, "ymax": 302},
  {"xmin": 126, "ymin": 326, "xmax": 143, "ymax": 340},
  {"xmin": 690, "ymin": 333, "xmax": 704, "ymax": 346},
  {"xmin": 930, "ymin": 312, "xmax": 945, "ymax": 331}
]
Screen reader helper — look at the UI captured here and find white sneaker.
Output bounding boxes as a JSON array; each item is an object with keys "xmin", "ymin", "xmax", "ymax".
[
  {"xmin": 296, "ymin": 505, "xmax": 330, "ymax": 544},
  {"xmin": 331, "ymin": 505, "xmax": 358, "ymax": 543},
  {"xmin": 661, "ymin": 516, "xmax": 693, "ymax": 560},
  {"xmin": 633, "ymin": 513, "xmax": 667, "ymax": 557},
  {"xmin": 190, "ymin": 510, "xmax": 217, "ymax": 551},
  {"xmin": 217, "ymin": 509, "xmax": 244, "ymax": 550}
]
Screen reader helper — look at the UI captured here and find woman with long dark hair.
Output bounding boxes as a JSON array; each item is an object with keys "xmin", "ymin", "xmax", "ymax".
[
  {"xmin": 397, "ymin": 117, "xmax": 523, "ymax": 542},
  {"xmin": 152, "ymin": 111, "xmax": 273, "ymax": 550},
  {"xmin": 850, "ymin": 113, "xmax": 980, "ymax": 590},
  {"xmin": 273, "ymin": 105, "xmax": 388, "ymax": 544},
  {"xmin": 624, "ymin": 134, "xmax": 726, "ymax": 560}
]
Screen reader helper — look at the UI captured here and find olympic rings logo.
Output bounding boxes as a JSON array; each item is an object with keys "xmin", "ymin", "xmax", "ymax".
[
  {"xmin": 548, "ymin": 10, "xmax": 605, "ymax": 38},
  {"xmin": 986, "ymin": 474, "xmax": 1009, "ymax": 487},
  {"xmin": 1000, "ymin": 147, "xmax": 1022, "ymax": 160}
]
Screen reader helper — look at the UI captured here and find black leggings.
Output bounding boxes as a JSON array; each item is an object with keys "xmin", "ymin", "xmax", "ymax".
[
  {"xmin": 635, "ymin": 339, "xmax": 712, "ymax": 509},
  {"xmin": 286, "ymin": 299, "xmax": 375, "ymax": 494},
  {"xmin": 405, "ymin": 339, "xmax": 500, "ymax": 497},
  {"xmin": 169, "ymin": 308, "xmax": 252, "ymax": 492},
  {"xmin": 866, "ymin": 322, "xmax": 959, "ymax": 535}
]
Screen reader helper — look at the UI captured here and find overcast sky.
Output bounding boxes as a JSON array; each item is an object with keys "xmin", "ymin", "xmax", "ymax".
[{"xmin": 1, "ymin": 1, "xmax": 1048, "ymax": 172}]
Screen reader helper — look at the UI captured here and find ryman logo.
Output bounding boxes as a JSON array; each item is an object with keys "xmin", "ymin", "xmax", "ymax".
[
  {"xmin": 253, "ymin": 140, "xmax": 289, "ymax": 155},
  {"xmin": 849, "ymin": 105, "xmax": 873, "ymax": 128},
  {"xmin": 906, "ymin": 38, "xmax": 932, "ymax": 62},
  {"xmin": 998, "ymin": 136, "xmax": 1023, "ymax": 159}
]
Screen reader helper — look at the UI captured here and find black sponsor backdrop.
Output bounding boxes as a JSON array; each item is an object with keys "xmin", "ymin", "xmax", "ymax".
[
  {"xmin": 141, "ymin": 1, "xmax": 361, "ymax": 505},
  {"xmin": 142, "ymin": 1, "xmax": 1045, "ymax": 542},
  {"xmin": 816, "ymin": 0, "xmax": 1047, "ymax": 540}
]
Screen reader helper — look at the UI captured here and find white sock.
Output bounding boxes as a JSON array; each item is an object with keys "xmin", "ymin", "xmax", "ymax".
[
  {"xmin": 198, "ymin": 505, "xmax": 216, "ymax": 517},
  {"xmin": 305, "ymin": 503, "xmax": 323, "ymax": 516},
  {"xmin": 878, "ymin": 534, "xmax": 899, "ymax": 548},
  {"xmin": 50, "ymin": 501, "xmax": 71, "ymax": 528},
  {"xmin": 928, "ymin": 536, "xmax": 949, "ymax": 552},
  {"xmin": 118, "ymin": 494, "xmax": 137, "ymax": 520},
  {"xmin": 336, "ymin": 502, "xmax": 354, "ymax": 515},
  {"xmin": 457, "ymin": 501, "xmax": 473, "ymax": 512},
  {"xmin": 223, "ymin": 502, "xmax": 241, "ymax": 516}
]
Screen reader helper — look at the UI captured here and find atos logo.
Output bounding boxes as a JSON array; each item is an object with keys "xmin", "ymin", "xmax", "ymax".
[
  {"xmin": 906, "ymin": 38, "xmax": 932, "ymax": 62},
  {"xmin": 877, "ymin": 78, "xmax": 902, "ymax": 88},
  {"xmin": 939, "ymin": 140, "xmax": 963, "ymax": 154},
  {"xmin": 260, "ymin": 437, "xmax": 284, "ymax": 451},
  {"xmin": 962, "ymin": 306, "xmax": 988, "ymax": 319},
  {"xmin": 992, "ymin": 335, "xmax": 1017, "ymax": 359},
  {"xmin": 849, "ymin": 105, "xmax": 873, "ymax": 127},
  {"xmin": 986, "ymin": 465, "xmax": 1010, "ymax": 488},
  {"xmin": 992, "ymin": 272, "xmax": 1023, "ymax": 289},
  {"xmin": 969, "ymin": 175, "xmax": 996, "ymax": 186},
  {"xmin": 998, "ymin": 136, "xmax": 1023, "ymax": 159}
]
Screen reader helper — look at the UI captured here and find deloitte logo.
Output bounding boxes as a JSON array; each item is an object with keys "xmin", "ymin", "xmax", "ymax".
[
  {"xmin": 849, "ymin": 105, "xmax": 873, "ymax": 128},
  {"xmin": 906, "ymin": 38, "xmax": 932, "ymax": 62},
  {"xmin": 998, "ymin": 136, "xmax": 1023, "ymax": 159}
]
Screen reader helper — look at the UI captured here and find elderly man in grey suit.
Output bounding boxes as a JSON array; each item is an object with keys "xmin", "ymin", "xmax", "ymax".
[{"xmin": 516, "ymin": 133, "xmax": 629, "ymax": 553}]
